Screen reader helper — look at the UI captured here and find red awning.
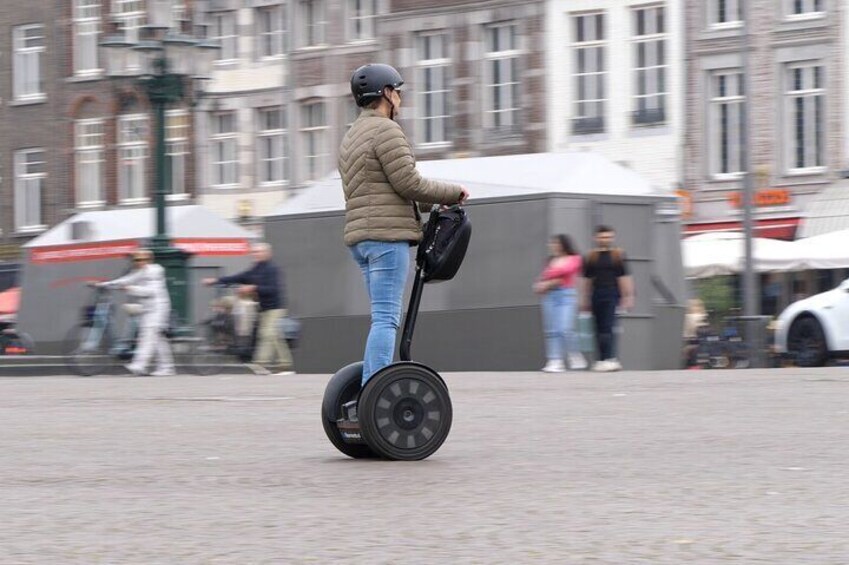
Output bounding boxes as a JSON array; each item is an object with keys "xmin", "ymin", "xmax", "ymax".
[
  {"xmin": 0, "ymin": 287, "xmax": 21, "ymax": 315},
  {"xmin": 684, "ymin": 217, "xmax": 800, "ymax": 240}
]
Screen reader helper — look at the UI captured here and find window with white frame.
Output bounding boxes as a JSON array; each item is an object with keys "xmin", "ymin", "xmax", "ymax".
[
  {"xmin": 13, "ymin": 25, "xmax": 45, "ymax": 101},
  {"xmin": 572, "ymin": 13, "xmax": 606, "ymax": 135},
  {"xmin": 416, "ymin": 32, "xmax": 451, "ymax": 145},
  {"xmin": 257, "ymin": 107, "xmax": 288, "ymax": 185},
  {"xmin": 300, "ymin": 0, "xmax": 326, "ymax": 47},
  {"xmin": 483, "ymin": 23, "xmax": 520, "ymax": 132},
  {"xmin": 211, "ymin": 12, "xmax": 238, "ymax": 60},
  {"xmin": 632, "ymin": 5, "xmax": 666, "ymax": 126},
  {"xmin": 300, "ymin": 102, "xmax": 328, "ymax": 180},
  {"xmin": 708, "ymin": 70, "xmax": 745, "ymax": 177},
  {"xmin": 118, "ymin": 115, "xmax": 148, "ymax": 202},
  {"xmin": 345, "ymin": 102, "xmax": 359, "ymax": 130},
  {"xmin": 257, "ymin": 4, "xmax": 287, "ymax": 58},
  {"xmin": 75, "ymin": 120, "xmax": 105, "ymax": 206},
  {"xmin": 785, "ymin": 63, "xmax": 825, "ymax": 171},
  {"xmin": 708, "ymin": 0, "xmax": 742, "ymax": 28},
  {"xmin": 73, "ymin": 0, "xmax": 101, "ymax": 76},
  {"xmin": 785, "ymin": 0, "xmax": 823, "ymax": 18},
  {"xmin": 211, "ymin": 112, "xmax": 238, "ymax": 187},
  {"xmin": 166, "ymin": 111, "xmax": 189, "ymax": 196},
  {"xmin": 14, "ymin": 149, "xmax": 45, "ymax": 230},
  {"xmin": 113, "ymin": 0, "xmax": 145, "ymax": 71},
  {"xmin": 172, "ymin": 0, "xmax": 187, "ymax": 28},
  {"xmin": 347, "ymin": 0, "xmax": 377, "ymax": 41}
]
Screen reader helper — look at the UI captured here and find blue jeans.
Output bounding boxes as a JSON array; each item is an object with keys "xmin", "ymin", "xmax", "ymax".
[
  {"xmin": 541, "ymin": 287, "xmax": 579, "ymax": 361},
  {"xmin": 592, "ymin": 288, "xmax": 620, "ymax": 361},
  {"xmin": 350, "ymin": 241, "xmax": 410, "ymax": 384}
]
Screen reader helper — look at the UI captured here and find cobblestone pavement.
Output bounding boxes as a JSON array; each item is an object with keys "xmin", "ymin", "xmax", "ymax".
[{"xmin": 2, "ymin": 368, "xmax": 848, "ymax": 564}]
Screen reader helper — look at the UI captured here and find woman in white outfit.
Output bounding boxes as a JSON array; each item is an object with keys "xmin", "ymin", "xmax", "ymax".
[{"xmin": 99, "ymin": 249, "xmax": 175, "ymax": 376}]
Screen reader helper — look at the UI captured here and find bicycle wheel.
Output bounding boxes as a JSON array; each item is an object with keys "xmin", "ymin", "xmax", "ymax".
[
  {"xmin": 64, "ymin": 325, "xmax": 111, "ymax": 377},
  {"xmin": 1, "ymin": 331, "xmax": 35, "ymax": 355},
  {"xmin": 188, "ymin": 338, "xmax": 229, "ymax": 376},
  {"xmin": 168, "ymin": 329, "xmax": 228, "ymax": 376}
]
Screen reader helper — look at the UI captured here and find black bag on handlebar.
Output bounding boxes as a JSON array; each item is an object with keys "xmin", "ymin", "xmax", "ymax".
[{"xmin": 416, "ymin": 207, "xmax": 472, "ymax": 283}]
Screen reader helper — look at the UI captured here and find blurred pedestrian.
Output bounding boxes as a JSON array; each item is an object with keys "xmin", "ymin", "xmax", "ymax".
[
  {"xmin": 98, "ymin": 249, "xmax": 174, "ymax": 376},
  {"xmin": 203, "ymin": 242, "xmax": 293, "ymax": 376},
  {"xmin": 581, "ymin": 226, "xmax": 635, "ymax": 372},
  {"xmin": 533, "ymin": 234, "xmax": 587, "ymax": 372},
  {"xmin": 340, "ymin": 63, "xmax": 468, "ymax": 385},
  {"xmin": 683, "ymin": 298, "xmax": 708, "ymax": 368}
]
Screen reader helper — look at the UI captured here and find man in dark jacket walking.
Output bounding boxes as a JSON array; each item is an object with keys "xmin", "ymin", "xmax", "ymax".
[
  {"xmin": 581, "ymin": 226, "xmax": 634, "ymax": 373},
  {"xmin": 204, "ymin": 242, "xmax": 293, "ymax": 375}
]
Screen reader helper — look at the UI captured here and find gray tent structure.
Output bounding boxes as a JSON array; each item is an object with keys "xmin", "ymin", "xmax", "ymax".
[
  {"xmin": 266, "ymin": 152, "xmax": 686, "ymax": 372},
  {"xmin": 19, "ymin": 205, "xmax": 257, "ymax": 354}
]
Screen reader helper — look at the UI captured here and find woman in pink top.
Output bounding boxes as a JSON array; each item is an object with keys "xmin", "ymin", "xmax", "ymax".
[{"xmin": 533, "ymin": 235, "xmax": 587, "ymax": 372}]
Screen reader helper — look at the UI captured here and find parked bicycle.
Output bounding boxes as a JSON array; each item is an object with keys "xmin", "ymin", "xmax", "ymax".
[
  {"xmin": 691, "ymin": 317, "xmax": 752, "ymax": 370},
  {"xmin": 64, "ymin": 285, "xmax": 225, "ymax": 376},
  {"xmin": 0, "ymin": 315, "xmax": 35, "ymax": 356},
  {"xmin": 198, "ymin": 284, "xmax": 256, "ymax": 363}
]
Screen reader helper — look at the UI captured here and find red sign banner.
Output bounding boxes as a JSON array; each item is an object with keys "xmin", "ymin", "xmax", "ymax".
[
  {"xmin": 30, "ymin": 241, "xmax": 139, "ymax": 264},
  {"xmin": 31, "ymin": 238, "xmax": 251, "ymax": 264},
  {"xmin": 174, "ymin": 239, "xmax": 251, "ymax": 256}
]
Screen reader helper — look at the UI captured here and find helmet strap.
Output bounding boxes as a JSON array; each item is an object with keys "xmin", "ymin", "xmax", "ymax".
[{"xmin": 382, "ymin": 91, "xmax": 396, "ymax": 120}]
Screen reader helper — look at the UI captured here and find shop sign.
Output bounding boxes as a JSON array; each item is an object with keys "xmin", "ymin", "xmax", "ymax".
[{"xmin": 728, "ymin": 189, "xmax": 791, "ymax": 208}]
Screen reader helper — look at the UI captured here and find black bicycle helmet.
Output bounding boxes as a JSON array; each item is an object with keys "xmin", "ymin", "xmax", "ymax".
[{"xmin": 351, "ymin": 64, "xmax": 404, "ymax": 107}]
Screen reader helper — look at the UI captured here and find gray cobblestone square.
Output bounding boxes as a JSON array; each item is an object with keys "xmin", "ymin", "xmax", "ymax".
[{"xmin": 1, "ymin": 369, "xmax": 847, "ymax": 563}]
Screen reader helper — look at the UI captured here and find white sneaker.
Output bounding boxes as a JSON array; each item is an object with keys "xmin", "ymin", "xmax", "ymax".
[
  {"xmin": 246, "ymin": 363, "xmax": 271, "ymax": 375},
  {"xmin": 591, "ymin": 360, "xmax": 610, "ymax": 372},
  {"xmin": 274, "ymin": 370, "xmax": 296, "ymax": 376},
  {"xmin": 568, "ymin": 353, "xmax": 588, "ymax": 370},
  {"xmin": 124, "ymin": 364, "xmax": 144, "ymax": 376},
  {"xmin": 151, "ymin": 368, "xmax": 176, "ymax": 377},
  {"xmin": 541, "ymin": 360, "xmax": 566, "ymax": 373},
  {"xmin": 606, "ymin": 359, "xmax": 622, "ymax": 372}
]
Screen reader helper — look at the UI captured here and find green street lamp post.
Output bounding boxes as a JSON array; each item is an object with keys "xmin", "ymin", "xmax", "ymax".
[{"xmin": 101, "ymin": 3, "xmax": 218, "ymax": 325}]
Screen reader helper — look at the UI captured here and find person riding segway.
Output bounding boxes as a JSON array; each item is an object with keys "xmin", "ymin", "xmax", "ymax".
[{"xmin": 321, "ymin": 63, "xmax": 471, "ymax": 461}]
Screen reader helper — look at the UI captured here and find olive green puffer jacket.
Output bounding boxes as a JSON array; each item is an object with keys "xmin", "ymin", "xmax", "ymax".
[{"xmin": 338, "ymin": 109, "xmax": 463, "ymax": 246}]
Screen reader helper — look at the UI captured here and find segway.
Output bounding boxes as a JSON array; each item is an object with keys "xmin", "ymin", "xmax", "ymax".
[{"xmin": 322, "ymin": 205, "xmax": 471, "ymax": 461}]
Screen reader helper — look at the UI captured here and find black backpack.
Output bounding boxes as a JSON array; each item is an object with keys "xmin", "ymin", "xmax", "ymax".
[{"xmin": 417, "ymin": 206, "xmax": 472, "ymax": 283}]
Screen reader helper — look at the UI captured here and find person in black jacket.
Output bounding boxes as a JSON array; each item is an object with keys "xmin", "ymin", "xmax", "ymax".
[
  {"xmin": 203, "ymin": 242, "xmax": 293, "ymax": 375},
  {"xmin": 581, "ymin": 226, "xmax": 635, "ymax": 373}
]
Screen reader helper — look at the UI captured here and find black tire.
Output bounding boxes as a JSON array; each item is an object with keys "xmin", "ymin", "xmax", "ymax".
[
  {"xmin": 788, "ymin": 316, "xmax": 829, "ymax": 367},
  {"xmin": 321, "ymin": 362, "xmax": 377, "ymax": 459},
  {"xmin": 64, "ymin": 325, "xmax": 111, "ymax": 377},
  {"xmin": 359, "ymin": 362, "xmax": 452, "ymax": 461}
]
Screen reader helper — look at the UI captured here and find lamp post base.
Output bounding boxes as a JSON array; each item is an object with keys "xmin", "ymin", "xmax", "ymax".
[{"xmin": 151, "ymin": 240, "xmax": 192, "ymax": 327}]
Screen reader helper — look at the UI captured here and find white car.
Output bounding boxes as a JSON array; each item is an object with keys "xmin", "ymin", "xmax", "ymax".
[{"xmin": 774, "ymin": 278, "xmax": 849, "ymax": 366}]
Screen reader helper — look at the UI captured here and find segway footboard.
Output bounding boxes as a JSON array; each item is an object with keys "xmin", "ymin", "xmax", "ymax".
[{"xmin": 321, "ymin": 362, "xmax": 377, "ymax": 459}]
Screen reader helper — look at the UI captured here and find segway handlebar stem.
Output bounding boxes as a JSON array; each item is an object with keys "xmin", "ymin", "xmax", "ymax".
[{"xmin": 399, "ymin": 266, "xmax": 425, "ymax": 362}]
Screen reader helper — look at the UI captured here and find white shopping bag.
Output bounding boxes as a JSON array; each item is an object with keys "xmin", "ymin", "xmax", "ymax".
[{"xmin": 578, "ymin": 312, "xmax": 594, "ymax": 353}]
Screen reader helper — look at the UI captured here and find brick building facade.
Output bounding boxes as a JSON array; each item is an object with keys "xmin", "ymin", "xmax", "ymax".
[
  {"xmin": 683, "ymin": 0, "xmax": 845, "ymax": 239},
  {"xmin": 384, "ymin": 0, "xmax": 547, "ymax": 159},
  {"xmin": 195, "ymin": 0, "xmax": 547, "ymax": 226},
  {"xmin": 0, "ymin": 0, "xmax": 199, "ymax": 263}
]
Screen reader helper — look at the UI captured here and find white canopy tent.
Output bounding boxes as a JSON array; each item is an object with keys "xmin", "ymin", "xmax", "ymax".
[
  {"xmin": 24, "ymin": 205, "xmax": 256, "ymax": 249},
  {"xmin": 683, "ymin": 232, "xmax": 796, "ymax": 278},
  {"xmin": 792, "ymin": 229, "xmax": 849, "ymax": 270},
  {"xmin": 684, "ymin": 229, "xmax": 849, "ymax": 278},
  {"xmin": 274, "ymin": 151, "xmax": 661, "ymax": 216}
]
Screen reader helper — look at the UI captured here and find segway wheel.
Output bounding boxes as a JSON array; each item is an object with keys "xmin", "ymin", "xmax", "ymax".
[
  {"xmin": 358, "ymin": 362, "xmax": 453, "ymax": 461},
  {"xmin": 321, "ymin": 362, "xmax": 377, "ymax": 459}
]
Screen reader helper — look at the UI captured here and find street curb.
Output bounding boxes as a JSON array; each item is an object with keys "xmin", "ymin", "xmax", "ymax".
[{"xmin": 0, "ymin": 356, "xmax": 255, "ymax": 377}]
